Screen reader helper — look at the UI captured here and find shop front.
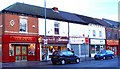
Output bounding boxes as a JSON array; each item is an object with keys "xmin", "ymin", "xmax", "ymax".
[
  {"xmin": 106, "ymin": 40, "xmax": 119, "ymax": 56},
  {"xmin": 89, "ymin": 39, "xmax": 105, "ymax": 57},
  {"xmin": 38, "ymin": 36, "xmax": 68, "ymax": 61},
  {"xmin": 69, "ymin": 37, "xmax": 89, "ymax": 57},
  {"xmin": 2, "ymin": 35, "xmax": 39, "ymax": 62}
]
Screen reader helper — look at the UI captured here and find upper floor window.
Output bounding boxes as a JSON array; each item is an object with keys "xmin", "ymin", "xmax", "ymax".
[
  {"xmin": 99, "ymin": 31, "xmax": 102, "ymax": 37},
  {"xmin": 114, "ymin": 32, "xmax": 118, "ymax": 40},
  {"xmin": 108, "ymin": 32, "xmax": 112, "ymax": 39},
  {"xmin": 93, "ymin": 30, "xmax": 96, "ymax": 37},
  {"xmin": 20, "ymin": 18, "xmax": 28, "ymax": 33},
  {"xmin": 54, "ymin": 22, "xmax": 59, "ymax": 35}
]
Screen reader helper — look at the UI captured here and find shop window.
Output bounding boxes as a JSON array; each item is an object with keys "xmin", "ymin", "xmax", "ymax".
[
  {"xmin": 42, "ymin": 46, "xmax": 48, "ymax": 60},
  {"xmin": 9, "ymin": 44, "xmax": 14, "ymax": 56},
  {"xmin": 28, "ymin": 44, "xmax": 35, "ymax": 55},
  {"xmin": 95, "ymin": 46, "xmax": 100, "ymax": 53},
  {"xmin": 90, "ymin": 46, "xmax": 95, "ymax": 53},
  {"xmin": 54, "ymin": 22, "xmax": 59, "ymax": 35},
  {"xmin": 93, "ymin": 30, "xmax": 96, "ymax": 37},
  {"xmin": 20, "ymin": 18, "xmax": 28, "ymax": 33}
]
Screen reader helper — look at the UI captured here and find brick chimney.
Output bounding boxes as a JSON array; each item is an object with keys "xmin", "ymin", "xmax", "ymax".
[{"xmin": 52, "ymin": 7, "xmax": 59, "ymax": 12}]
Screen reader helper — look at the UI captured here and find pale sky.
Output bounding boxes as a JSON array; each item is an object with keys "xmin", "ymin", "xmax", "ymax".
[{"xmin": 0, "ymin": 0, "xmax": 119, "ymax": 21}]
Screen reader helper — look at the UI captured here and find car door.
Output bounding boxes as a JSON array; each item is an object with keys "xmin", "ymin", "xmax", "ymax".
[{"xmin": 67, "ymin": 51, "xmax": 75, "ymax": 62}]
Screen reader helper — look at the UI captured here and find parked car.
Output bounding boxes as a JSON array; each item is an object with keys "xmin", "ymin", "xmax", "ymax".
[
  {"xmin": 51, "ymin": 50, "xmax": 80, "ymax": 65},
  {"xmin": 94, "ymin": 50, "xmax": 114, "ymax": 60}
]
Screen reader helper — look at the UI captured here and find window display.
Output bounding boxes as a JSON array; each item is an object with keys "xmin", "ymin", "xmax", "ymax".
[
  {"xmin": 28, "ymin": 44, "xmax": 35, "ymax": 55},
  {"xmin": 9, "ymin": 44, "xmax": 14, "ymax": 56}
]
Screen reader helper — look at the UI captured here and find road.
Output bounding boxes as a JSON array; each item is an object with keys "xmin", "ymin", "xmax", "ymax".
[
  {"xmin": 2, "ymin": 57, "xmax": 119, "ymax": 69},
  {"xmin": 34, "ymin": 57, "xmax": 118, "ymax": 67}
]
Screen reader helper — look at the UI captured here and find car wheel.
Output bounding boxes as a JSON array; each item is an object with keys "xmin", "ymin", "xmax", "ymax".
[
  {"xmin": 52, "ymin": 61, "xmax": 56, "ymax": 65},
  {"xmin": 95, "ymin": 58, "xmax": 97, "ymax": 60},
  {"xmin": 61, "ymin": 60, "xmax": 65, "ymax": 65},
  {"xmin": 111, "ymin": 56, "xmax": 114, "ymax": 59},
  {"xmin": 103, "ymin": 56, "xmax": 106, "ymax": 60},
  {"xmin": 76, "ymin": 58, "xmax": 80, "ymax": 63}
]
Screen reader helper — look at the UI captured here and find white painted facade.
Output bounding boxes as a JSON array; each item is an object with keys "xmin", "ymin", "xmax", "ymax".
[
  {"xmin": 38, "ymin": 18, "xmax": 68, "ymax": 36},
  {"xmin": 69, "ymin": 23, "xmax": 89, "ymax": 37},
  {"xmin": 88, "ymin": 24, "xmax": 106, "ymax": 39},
  {"xmin": 69, "ymin": 23, "xmax": 89, "ymax": 57},
  {"xmin": 88, "ymin": 24, "xmax": 106, "ymax": 57},
  {"xmin": 38, "ymin": 18, "xmax": 68, "ymax": 61}
]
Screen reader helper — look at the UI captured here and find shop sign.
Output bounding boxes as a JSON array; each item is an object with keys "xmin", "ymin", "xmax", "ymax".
[
  {"xmin": 10, "ymin": 36, "xmax": 36, "ymax": 42},
  {"xmin": 70, "ymin": 37, "xmax": 85, "ymax": 44},
  {"xmin": 90, "ymin": 39, "xmax": 105, "ymax": 45},
  {"xmin": 85, "ymin": 38, "xmax": 89, "ymax": 44},
  {"xmin": 107, "ymin": 40, "xmax": 119, "ymax": 45},
  {"xmin": 41, "ymin": 36, "xmax": 68, "ymax": 43},
  {"xmin": 106, "ymin": 40, "xmax": 113, "ymax": 45},
  {"xmin": 114, "ymin": 40, "xmax": 119, "ymax": 45}
]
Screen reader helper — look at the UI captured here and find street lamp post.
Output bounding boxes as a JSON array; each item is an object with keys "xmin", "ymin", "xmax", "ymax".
[{"xmin": 44, "ymin": 0, "xmax": 47, "ymax": 61}]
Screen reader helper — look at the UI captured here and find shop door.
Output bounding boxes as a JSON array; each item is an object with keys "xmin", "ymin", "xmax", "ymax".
[{"xmin": 15, "ymin": 46, "xmax": 27, "ymax": 61}]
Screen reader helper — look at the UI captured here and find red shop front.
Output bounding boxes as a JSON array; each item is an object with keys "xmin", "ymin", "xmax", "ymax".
[
  {"xmin": 2, "ymin": 35, "xmax": 40, "ymax": 62},
  {"xmin": 106, "ymin": 40, "xmax": 119, "ymax": 56}
]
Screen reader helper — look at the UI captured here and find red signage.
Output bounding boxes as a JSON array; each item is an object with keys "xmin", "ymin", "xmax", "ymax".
[
  {"xmin": 10, "ymin": 36, "xmax": 36, "ymax": 42},
  {"xmin": 107, "ymin": 40, "xmax": 119, "ymax": 46},
  {"xmin": 85, "ymin": 38, "xmax": 89, "ymax": 44}
]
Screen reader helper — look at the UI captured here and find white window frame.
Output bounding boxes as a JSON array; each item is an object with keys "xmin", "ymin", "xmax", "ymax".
[
  {"xmin": 99, "ymin": 31, "xmax": 102, "ymax": 37},
  {"xmin": 19, "ymin": 18, "xmax": 28, "ymax": 33},
  {"xmin": 93, "ymin": 30, "xmax": 96, "ymax": 37},
  {"xmin": 54, "ymin": 22, "xmax": 60, "ymax": 35}
]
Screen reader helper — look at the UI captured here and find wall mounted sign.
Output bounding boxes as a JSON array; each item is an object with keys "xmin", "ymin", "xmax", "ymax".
[
  {"xmin": 90, "ymin": 39, "xmax": 105, "ymax": 45},
  {"xmin": 40, "ymin": 36, "xmax": 68, "ymax": 44},
  {"xmin": 10, "ymin": 36, "xmax": 36, "ymax": 42},
  {"xmin": 10, "ymin": 20, "xmax": 15, "ymax": 26}
]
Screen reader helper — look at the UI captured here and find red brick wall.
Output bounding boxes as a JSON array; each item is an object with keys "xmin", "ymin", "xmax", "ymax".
[
  {"xmin": 106, "ymin": 28, "xmax": 113, "ymax": 39},
  {"xmin": 113, "ymin": 29, "xmax": 119, "ymax": 39},
  {"xmin": 4, "ymin": 13, "xmax": 38, "ymax": 36},
  {"xmin": 4, "ymin": 14, "xmax": 19, "ymax": 32},
  {"xmin": 0, "ymin": 14, "xmax": 2, "ymax": 35},
  {"xmin": 28, "ymin": 16, "xmax": 38, "ymax": 34}
]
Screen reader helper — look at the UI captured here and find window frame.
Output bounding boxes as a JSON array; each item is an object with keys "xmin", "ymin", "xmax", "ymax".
[
  {"xmin": 107, "ymin": 31, "xmax": 112, "ymax": 39},
  {"xmin": 19, "ymin": 18, "xmax": 28, "ymax": 33},
  {"xmin": 99, "ymin": 31, "xmax": 102, "ymax": 37},
  {"xmin": 93, "ymin": 30, "xmax": 96, "ymax": 37},
  {"xmin": 54, "ymin": 22, "xmax": 60, "ymax": 35}
]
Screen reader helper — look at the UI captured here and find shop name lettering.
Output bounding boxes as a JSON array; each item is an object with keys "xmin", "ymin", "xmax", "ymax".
[
  {"xmin": 46, "ymin": 37, "xmax": 68, "ymax": 42},
  {"xmin": 11, "ymin": 37, "xmax": 34, "ymax": 41}
]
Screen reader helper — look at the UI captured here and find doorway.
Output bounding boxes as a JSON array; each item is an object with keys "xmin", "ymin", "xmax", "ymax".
[{"xmin": 15, "ymin": 46, "xmax": 27, "ymax": 62}]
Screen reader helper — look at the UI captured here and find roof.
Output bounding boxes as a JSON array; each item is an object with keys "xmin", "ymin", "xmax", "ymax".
[
  {"xmin": 76, "ymin": 14, "xmax": 102, "ymax": 25},
  {"xmin": 2, "ymin": 2, "xmax": 87, "ymax": 24},
  {"xmin": 2, "ymin": 2, "xmax": 119, "ymax": 26},
  {"xmin": 94, "ymin": 18, "xmax": 113, "ymax": 28},
  {"xmin": 59, "ymin": 11, "xmax": 88, "ymax": 25},
  {"xmin": 102, "ymin": 18, "xmax": 120, "ymax": 28},
  {"xmin": 2, "ymin": 2, "xmax": 66, "ymax": 21}
]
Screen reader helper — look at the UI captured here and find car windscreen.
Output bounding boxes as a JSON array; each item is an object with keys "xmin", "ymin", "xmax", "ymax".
[
  {"xmin": 61, "ymin": 51, "xmax": 74, "ymax": 56},
  {"xmin": 98, "ymin": 50, "xmax": 106, "ymax": 54}
]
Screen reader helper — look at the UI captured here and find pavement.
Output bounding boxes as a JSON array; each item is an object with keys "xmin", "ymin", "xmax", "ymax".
[{"xmin": 1, "ymin": 57, "xmax": 94, "ymax": 68}]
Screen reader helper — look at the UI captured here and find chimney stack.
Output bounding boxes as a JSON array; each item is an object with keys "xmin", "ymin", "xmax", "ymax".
[{"xmin": 52, "ymin": 7, "xmax": 59, "ymax": 12}]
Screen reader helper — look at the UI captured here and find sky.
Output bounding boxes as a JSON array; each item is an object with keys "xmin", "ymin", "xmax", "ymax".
[{"xmin": 0, "ymin": 0, "xmax": 119, "ymax": 21}]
